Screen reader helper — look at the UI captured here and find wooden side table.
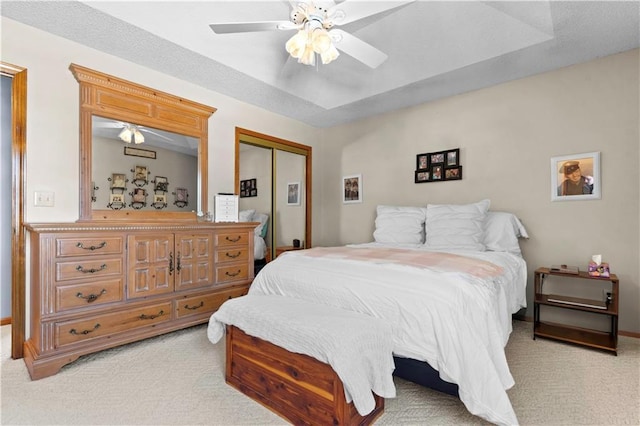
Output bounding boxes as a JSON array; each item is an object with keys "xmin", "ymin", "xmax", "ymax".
[{"xmin": 533, "ymin": 267, "xmax": 619, "ymax": 355}]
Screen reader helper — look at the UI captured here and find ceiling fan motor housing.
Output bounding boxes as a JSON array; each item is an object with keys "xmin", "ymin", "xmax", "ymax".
[{"xmin": 290, "ymin": 1, "xmax": 333, "ymax": 29}]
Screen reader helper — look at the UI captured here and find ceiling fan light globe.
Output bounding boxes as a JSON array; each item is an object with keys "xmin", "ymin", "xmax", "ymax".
[
  {"xmin": 299, "ymin": 46, "xmax": 316, "ymax": 66},
  {"xmin": 311, "ymin": 29, "xmax": 332, "ymax": 53},
  {"xmin": 118, "ymin": 127, "xmax": 132, "ymax": 143},
  {"xmin": 133, "ymin": 129, "xmax": 145, "ymax": 144},
  {"xmin": 285, "ymin": 30, "xmax": 308, "ymax": 58},
  {"xmin": 320, "ymin": 44, "xmax": 339, "ymax": 64}
]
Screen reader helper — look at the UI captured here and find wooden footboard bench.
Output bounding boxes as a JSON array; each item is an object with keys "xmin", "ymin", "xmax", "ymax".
[{"xmin": 225, "ymin": 324, "xmax": 385, "ymax": 425}]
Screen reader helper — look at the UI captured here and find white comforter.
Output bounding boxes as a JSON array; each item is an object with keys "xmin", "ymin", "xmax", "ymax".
[{"xmin": 249, "ymin": 243, "xmax": 527, "ymax": 426}]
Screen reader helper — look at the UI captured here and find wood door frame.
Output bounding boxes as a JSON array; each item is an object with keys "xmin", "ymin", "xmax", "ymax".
[{"xmin": 2, "ymin": 62, "xmax": 27, "ymax": 359}]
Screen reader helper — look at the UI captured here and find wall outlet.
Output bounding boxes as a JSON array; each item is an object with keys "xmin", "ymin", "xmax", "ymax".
[{"xmin": 34, "ymin": 191, "xmax": 55, "ymax": 207}]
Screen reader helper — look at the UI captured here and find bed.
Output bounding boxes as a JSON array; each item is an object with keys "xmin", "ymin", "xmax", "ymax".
[{"xmin": 244, "ymin": 200, "xmax": 529, "ymax": 425}]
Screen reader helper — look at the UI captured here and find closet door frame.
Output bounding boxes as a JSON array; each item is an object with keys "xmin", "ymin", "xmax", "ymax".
[{"xmin": 235, "ymin": 128, "xmax": 312, "ymax": 256}]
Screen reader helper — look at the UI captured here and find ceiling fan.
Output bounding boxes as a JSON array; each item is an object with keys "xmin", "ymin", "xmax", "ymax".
[{"xmin": 209, "ymin": 0, "xmax": 414, "ymax": 68}]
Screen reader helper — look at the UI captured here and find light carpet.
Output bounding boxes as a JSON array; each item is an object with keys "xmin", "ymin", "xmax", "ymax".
[{"xmin": 1, "ymin": 320, "xmax": 638, "ymax": 425}]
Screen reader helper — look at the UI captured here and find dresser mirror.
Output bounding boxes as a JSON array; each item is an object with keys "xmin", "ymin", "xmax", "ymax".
[
  {"xmin": 70, "ymin": 64, "xmax": 215, "ymax": 221},
  {"xmin": 92, "ymin": 116, "xmax": 199, "ymax": 213},
  {"xmin": 236, "ymin": 128, "xmax": 312, "ymax": 261}
]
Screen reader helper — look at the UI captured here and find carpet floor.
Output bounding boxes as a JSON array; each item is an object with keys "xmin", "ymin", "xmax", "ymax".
[{"xmin": 1, "ymin": 320, "xmax": 638, "ymax": 425}]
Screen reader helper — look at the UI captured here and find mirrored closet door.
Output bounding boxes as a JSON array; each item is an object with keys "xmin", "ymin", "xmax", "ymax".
[{"xmin": 235, "ymin": 128, "xmax": 311, "ymax": 265}]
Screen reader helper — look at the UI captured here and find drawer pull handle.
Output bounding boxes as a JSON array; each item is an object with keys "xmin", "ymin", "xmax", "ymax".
[
  {"xmin": 184, "ymin": 301, "xmax": 204, "ymax": 310},
  {"xmin": 139, "ymin": 310, "xmax": 164, "ymax": 320},
  {"xmin": 176, "ymin": 252, "xmax": 182, "ymax": 272},
  {"xmin": 76, "ymin": 289, "xmax": 107, "ymax": 303},
  {"xmin": 225, "ymin": 269, "xmax": 242, "ymax": 277},
  {"xmin": 69, "ymin": 323, "xmax": 100, "ymax": 335},
  {"xmin": 225, "ymin": 251, "xmax": 241, "ymax": 259},
  {"xmin": 76, "ymin": 241, "xmax": 107, "ymax": 251},
  {"xmin": 169, "ymin": 252, "xmax": 174, "ymax": 276},
  {"xmin": 76, "ymin": 264, "xmax": 107, "ymax": 274},
  {"xmin": 225, "ymin": 236, "xmax": 241, "ymax": 243}
]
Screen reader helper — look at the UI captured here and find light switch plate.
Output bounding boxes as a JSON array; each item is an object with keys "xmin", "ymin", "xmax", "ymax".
[{"xmin": 34, "ymin": 191, "xmax": 55, "ymax": 207}]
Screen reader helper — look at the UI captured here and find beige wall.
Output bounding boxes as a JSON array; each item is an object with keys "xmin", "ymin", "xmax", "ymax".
[{"xmin": 317, "ymin": 49, "xmax": 640, "ymax": 334}]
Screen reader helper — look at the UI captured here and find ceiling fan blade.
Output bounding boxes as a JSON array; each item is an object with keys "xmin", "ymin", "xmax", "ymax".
[
  {"xmin": 93, "ymin": 117, "xmax": 126, "ymax": 128},
  {"xmin": 139, "ymin": 128, "xmax": 174, "ymax": 142},
  {"xmin": 329, "ymin": 29, "xmax": 387, "ymax": 68},
  {"xmin": 209, "ymin": 21, "xmax": 298, "ymax": 34},
  {"xmin": 93, "ymin": 122, "xmax": 123, "ymax": 129},
  {"xmin": 328, "ymin": 0, "xmax": 415, "ymax": 26}
]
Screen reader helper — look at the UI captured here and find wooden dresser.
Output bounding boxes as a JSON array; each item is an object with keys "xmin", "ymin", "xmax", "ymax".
[{"xmin": 24, "ymin": 221, "xmax": 255, "ymax": 380}]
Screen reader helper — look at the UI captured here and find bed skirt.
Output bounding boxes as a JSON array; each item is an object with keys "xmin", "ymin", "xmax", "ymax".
[{"xmin": 393, "ymin": 356, "xmax": 459, "ymax": 397}]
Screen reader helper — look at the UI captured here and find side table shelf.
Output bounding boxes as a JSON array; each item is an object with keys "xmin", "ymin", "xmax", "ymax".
[{"xmin": 533, "ymin": 267, "xmax": 618, "ymax": 355}]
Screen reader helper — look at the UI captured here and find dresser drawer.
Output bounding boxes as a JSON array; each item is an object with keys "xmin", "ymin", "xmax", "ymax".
[
  {"xmin": 215, "ymin": 231, "xmax": 250, "ymax": 247},
  {"xmin": 55, "ymin": 302, "xmax": 172, "ymax": 347},
  {"xmin": 174, "ymin": 287, "xmax": 248, "ymax": 319},
  {"xmin": 55, "ymin": 258, "xmax": 122, "ymax": 282},
  {"xmin": 56, "ymin": 237, "xmax": 123, "ymax": 257},
  {"xmin": 215, "ymin": 247, "xmax": 249, "ymax": 264},
  {"xmin": 55, "ymin": 279, "xmax": 123, "ymax": 313},
  {"xmin": 215, "ymin": 263, "xmax": 249, "ymax": 284}
]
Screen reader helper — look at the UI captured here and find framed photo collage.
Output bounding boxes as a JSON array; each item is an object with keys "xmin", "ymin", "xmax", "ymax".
[{"xmin": 415, "ymin": 148, "xmax": 462, "ymax": 183}]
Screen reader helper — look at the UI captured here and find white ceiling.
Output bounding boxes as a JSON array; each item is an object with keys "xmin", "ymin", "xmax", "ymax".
[{"xmin": 2, "ymin": 1, "xmax": 639, "ymax": 128}]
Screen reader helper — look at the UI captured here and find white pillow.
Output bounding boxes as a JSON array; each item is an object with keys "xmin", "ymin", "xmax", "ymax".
[
  {"xmin": 424, "ymin": 199, "xmax": 490, "ymax": 251},
  {"xmin": 253, "ymin": 212, "xmax": 269, "ymax": 238},
  {"xmin": 373, "ymin": 205, "xmax": 427, "ymax": 244},
  {"xmin": 483, "ymin": 211, "xmax": 528, "ymax": 254},
  {"xmin": 238, "ymin": 209, "xmax": 255, "ymax": 222}
]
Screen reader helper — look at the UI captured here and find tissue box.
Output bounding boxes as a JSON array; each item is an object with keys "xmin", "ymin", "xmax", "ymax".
[{"xmin": 588, "ymin": 261, "xmax": 610, "ymax": 278}]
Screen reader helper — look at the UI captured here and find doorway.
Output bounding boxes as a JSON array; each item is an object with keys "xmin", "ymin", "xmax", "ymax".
[{"xmin": 1, "ymin": 62, "xmax": 27, "ymax": 359}]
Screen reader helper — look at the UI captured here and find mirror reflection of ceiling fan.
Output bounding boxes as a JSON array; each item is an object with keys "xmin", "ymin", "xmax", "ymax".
[
  {"xmin": 209, "ymin": 0, "xmax": 415, "ymax": 68},
  {"xmin": 93, "ymin": 118, "xmax": 174, "ymax": 145}
]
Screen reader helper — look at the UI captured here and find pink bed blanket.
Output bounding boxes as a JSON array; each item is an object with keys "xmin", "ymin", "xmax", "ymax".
[{"xmin": 293, "ymin": 246, "xmax": 504, "ymax": 278}]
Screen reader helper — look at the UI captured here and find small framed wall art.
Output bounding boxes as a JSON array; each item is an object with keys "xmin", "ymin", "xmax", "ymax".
[
  {"xmin": 415, "ymin": 148, "xmax": 462, "ymax": 183},
  {"xmin": 110, "ymin": 173, "xmax": 126, "ymax": 189},
  {"xmin": 342, "ymin": 174, "xmax": 362, "ymax": 204},
  {"xmin": 154, "ymin": 176, "xmax": 168, "ymax": 192},
  {"xmin": 550, "ymin": 151, "xmax": 601, "ymax": 201},
  {"xmin": 240, "ymin": 178, "xmax": 257, "ymax": 198},
  {"xmin": 287, "ymin": 182, "xmax": 301, "ymax": 206}
]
